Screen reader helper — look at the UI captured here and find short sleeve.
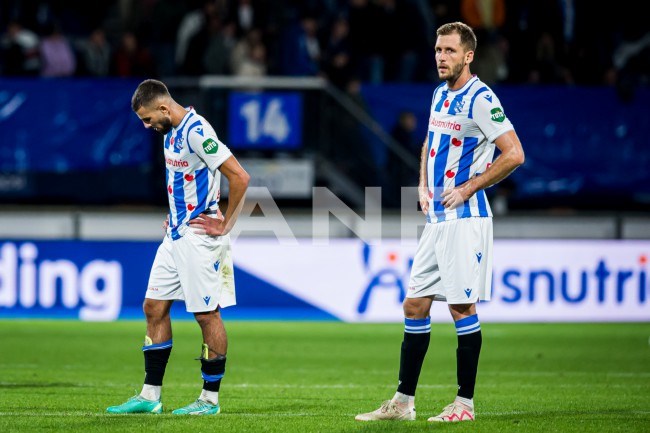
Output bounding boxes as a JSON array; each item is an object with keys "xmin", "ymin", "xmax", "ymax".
[
  {"xmin": 188, "ymin": 128, "xmax": 233, "ymax": 172},
  {"xmin": 471, "ymin": 92, "xmax": 514, "ymax": 143}
]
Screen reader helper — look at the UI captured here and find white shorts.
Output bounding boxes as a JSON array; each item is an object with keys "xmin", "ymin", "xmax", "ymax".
[
  {"xmin": 408, "ymin": 217, "xmax": 493, "ymax": 304},
  {"xmin": 146, "ymin": 230, "xmax": 236, "ymax": 313}
]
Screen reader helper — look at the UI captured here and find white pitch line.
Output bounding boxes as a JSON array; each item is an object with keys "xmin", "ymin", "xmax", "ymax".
[
  {"xmin": 0, "ymin": 382, "xmax": 647, "ymax": 390},
  {"xmin": 0, "ymin": 411, "xmax": 319, "ymax": 418},
  {"xmin": 1, "ymin": 410, "xmax": 649, "ymax": 418},
  {"xmin": 481, "ymin": 371, "xmax": 650, "ymax": 378}
]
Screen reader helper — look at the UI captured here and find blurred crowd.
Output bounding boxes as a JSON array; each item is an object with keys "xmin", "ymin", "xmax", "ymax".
[{"xmin": 1, "ymin": 0, "xmax": 647, "ymax": 94}]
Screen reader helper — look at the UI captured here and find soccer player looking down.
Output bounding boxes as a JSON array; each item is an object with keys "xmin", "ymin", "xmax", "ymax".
[{"xmin": 107, "ymin": 79, "xmax": 249, "ymax": 415}]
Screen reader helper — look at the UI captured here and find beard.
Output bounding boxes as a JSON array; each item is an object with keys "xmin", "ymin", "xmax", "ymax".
[
  {"xmin": 157, "ymin": 118, "xmax": 173, "ymax": 135},
  {"xmin": 439, "ymin": 61, "xmax": 465, "ymax": 82}
]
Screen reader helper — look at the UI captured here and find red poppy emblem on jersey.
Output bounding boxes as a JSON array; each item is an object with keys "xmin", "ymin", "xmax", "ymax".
[
  {"xmin": 187, "ymin": 204, "xmax": 195, "ymax": 211},
  {"xmin": 444, "ymin": 100, "xmax": 450, "ymax": 108},
  {"xmin": 184, "ymin": 174, "xmax": 194, "ymax": 182},
  {"xmin": 170, "ymin": 137, "xmax": 175, "ymax": 145},
  {"xmin": 446, "ymin": 170, "xmax": 455, "ymax": 178},
  {"xmin": 452, "ymin": 138, "xmax": 462, "ymax": 146},
  {"xmin": 486, "ymin": 162, "xmax": 492, "ymax": 169},
  {"xmin": 167, "ymin": 185, "xmax": 172, "ymax": 194},
  {"xmin": 428, "ymin": 190, "xmax": 433, "ymax": 199},
  {"xmin": 430, "ymin": 148, "xmax": 436, "ymax": 157}
]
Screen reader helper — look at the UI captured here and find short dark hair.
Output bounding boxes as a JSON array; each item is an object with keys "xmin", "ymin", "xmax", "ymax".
[
  {"xmin": 436, "ymin": 21, "xmax": 477, "ymax": 52},
  {"xmin": 131, "ymin": 79, "xmax": 170, "ymax": 112}
]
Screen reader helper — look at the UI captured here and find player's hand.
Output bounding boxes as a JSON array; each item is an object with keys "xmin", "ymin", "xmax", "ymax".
[
  {"xmin": 163, "ymin": 214, "xmax": 169, "ymax": 233},
  {"xmin": 188, "ymin": 211, "xmax": 228, "ymax": 236},
  {"xmin": 441, "ymin": 184, "xmax": 472, "ymax": 210},
  {"xmin": 418, "ymin": 186, "xmax": 430, "ymax": 215}
]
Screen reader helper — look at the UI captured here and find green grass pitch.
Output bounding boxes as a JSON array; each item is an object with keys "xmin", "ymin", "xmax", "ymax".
[{"xmin": 0, "ymin": 320, "xmax": 648, "ymax": 432}]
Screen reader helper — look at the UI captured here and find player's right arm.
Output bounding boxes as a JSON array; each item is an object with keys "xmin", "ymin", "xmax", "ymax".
[{"xmin": 418, "ymin": 138, "xmax": 429, "ymax": 215}]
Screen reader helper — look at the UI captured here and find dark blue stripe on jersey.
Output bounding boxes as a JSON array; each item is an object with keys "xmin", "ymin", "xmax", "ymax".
[
  {"xmin": 177, "ymin": 111, "xmax": 194, "ymax": 133},
  {"xmin": 173, "ymin": 130, "xmax": 183, "ymax": 154},
  {"xmin": 431, "ymin": 82, "xmax": 445, "ymax": 105},
  {"xmin": 171, "ymin": 112, "xmax": 195, "ymax": 154},
  {"xmin": 476, "ymin": 188, "xmax": 489, "ymax": 216},
  {"xmin": 434, "ymin": 90, "xmax": 448, "ymax": 112},
  {"xmin": 164, "ymin": 132, "xmax": 171, "ymax": 150},
  {"xmin": 188, "ymin": 167, "xmax": 210, "ymax": 220},
  {"xmin": 455, "ymin": 136, "xmax": 479, "ymax": 218},
  {"xmin": 165, "ymin": 167, "xmax": 173, "ymax": 225},
  {"xmin": 425, "ymin": 131, "xmax": 435, "ymax": 223},
  {"xmin": 447, "ymin": 80, "xmax": 477, "ymax": 115},
  {"xmin": 468, "ymin": 87, "xmax": 489, "ymax": 119},
  {"xmin": 171, "ymin": 171, "xmax": 186, "ymax": 240},
  {"xmin": 187, "ymin": 120, "xmax": 203, "ymax": 154},
  {"xmin": 433, "ymin": 134, "xmax": 451, "ymax": 222},
  {"xmin": 188, "ymin": 120, "xmax": 202, "ymax": 133}
]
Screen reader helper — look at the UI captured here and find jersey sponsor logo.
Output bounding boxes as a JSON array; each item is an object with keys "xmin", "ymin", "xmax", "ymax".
[
  {"xmin": 166, "ymin": 157, "xmax": 189, "ymax": 168},
  {"xmin": 203, "ymin": 296, "xmax": 211, "ymax": 305},
  {"xmin": 476, "ymin": 252, "xmax": 483, "ymax": 263},
  {"xmin": 464, "ymin": 288, "xmax": 473, "ymax": 298},
  {"xmin": 195, "ymin": 127, "xmax": 204, "ymax": 136},
  {"xmin": 429, "ymin": 117, "xmax": 462, "ymax": 131},
  {"xmin": 490, "ymin": 107, "xmax": 506, "ymax": 123},
  {"xmin": 484, "ymin": 94, "xmax": 493, "ymax": 103},
  {"xmin": 202, "ymin": 138, "xmax": 219, "ymax": 154}
]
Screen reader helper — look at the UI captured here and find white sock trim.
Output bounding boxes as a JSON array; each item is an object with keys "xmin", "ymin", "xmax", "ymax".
[
  {"xmin": 140, "ymin": 384, "xmax": 161, "ymax": 401},
  {"xmin": 455, "ymin": 396, "xmax": 474, "ymax": 408},
  {"xmin": 392, "ymin": 392, "xmax": 415, "ymax": 410},
  {"xmin": 200, "ymin": 389, "xmax": 219, "ymax": 405}
]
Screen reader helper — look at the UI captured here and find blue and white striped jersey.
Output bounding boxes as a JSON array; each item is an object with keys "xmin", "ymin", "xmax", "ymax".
[
  {"xmin": 425, "ymin": 76, "xmax": 514, "ymax": 223},
  {"xmin": 163, "ymin": 108, "xmax": 232, "ymax": 240}
]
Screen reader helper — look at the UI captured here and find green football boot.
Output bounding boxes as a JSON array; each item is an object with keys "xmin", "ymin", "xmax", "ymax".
[
  {"xmin": 172, "ymin": 399, "xmax": 220, "ymax": 415},
  {"xmin": 106, "ymin": 395, "xmax": 163, "ymax": 414}
]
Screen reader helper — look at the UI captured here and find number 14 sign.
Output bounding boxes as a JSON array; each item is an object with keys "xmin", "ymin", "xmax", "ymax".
[{"xmin": 228, "ymin": 92, "xmax": 303, "ymax": 149}]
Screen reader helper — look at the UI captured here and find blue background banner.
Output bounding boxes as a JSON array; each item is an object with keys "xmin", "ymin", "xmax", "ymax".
[
  {"xmin": 0, "ymin": 240, "xmax": 334, "ymax": 321},
  {"xmin": 0, "ymin": 78, "xmax": 152, "ymax": 173},
  {"xmin": 361, "ymin": 84, "xmax": 650, "ymax": 203},
  {"xmin": 1, "ymin": 239, "xmax": 647, "ymax": 323}
]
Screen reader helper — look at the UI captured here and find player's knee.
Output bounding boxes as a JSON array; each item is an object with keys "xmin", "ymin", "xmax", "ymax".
[
  {"xmin": 449, "ymin": 303, "xmax": 476, "ymax": 320},
  {"xmin": 403, "ymin": 298, "xmax": 430, "ymax": 318},
  {"xmin": 194, "ymin": 309, "xmax": 220, "ymax": 327},
  {"xmin": 142, "ymin": 299, "xmax": 167, "ymax": 321}
]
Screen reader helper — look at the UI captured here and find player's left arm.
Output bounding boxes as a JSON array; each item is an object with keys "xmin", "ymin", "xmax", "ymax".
[
  {"xmin": 442, "ymin": 93, "xmax": 525, "ymax": 210},
  {"xmin": 188, "ymin": 155, "xmax": 250, "ymax": 236},
  {"xmin": 442, "ymin": 130, "xmax": 525, "ymax": 209},
  {"xmin": 185, "ymin": 127, "xmax": 250, "ymax": 236}
]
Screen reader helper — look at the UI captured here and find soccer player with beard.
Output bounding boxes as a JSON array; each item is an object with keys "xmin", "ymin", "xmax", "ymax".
[
  {"xmin": 356, "ymin": 22, "xmax": 525, "ymax": 423},
  {"xmin": 107, "ymin": 79, "xmax": 250, "ymax": 415}
]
